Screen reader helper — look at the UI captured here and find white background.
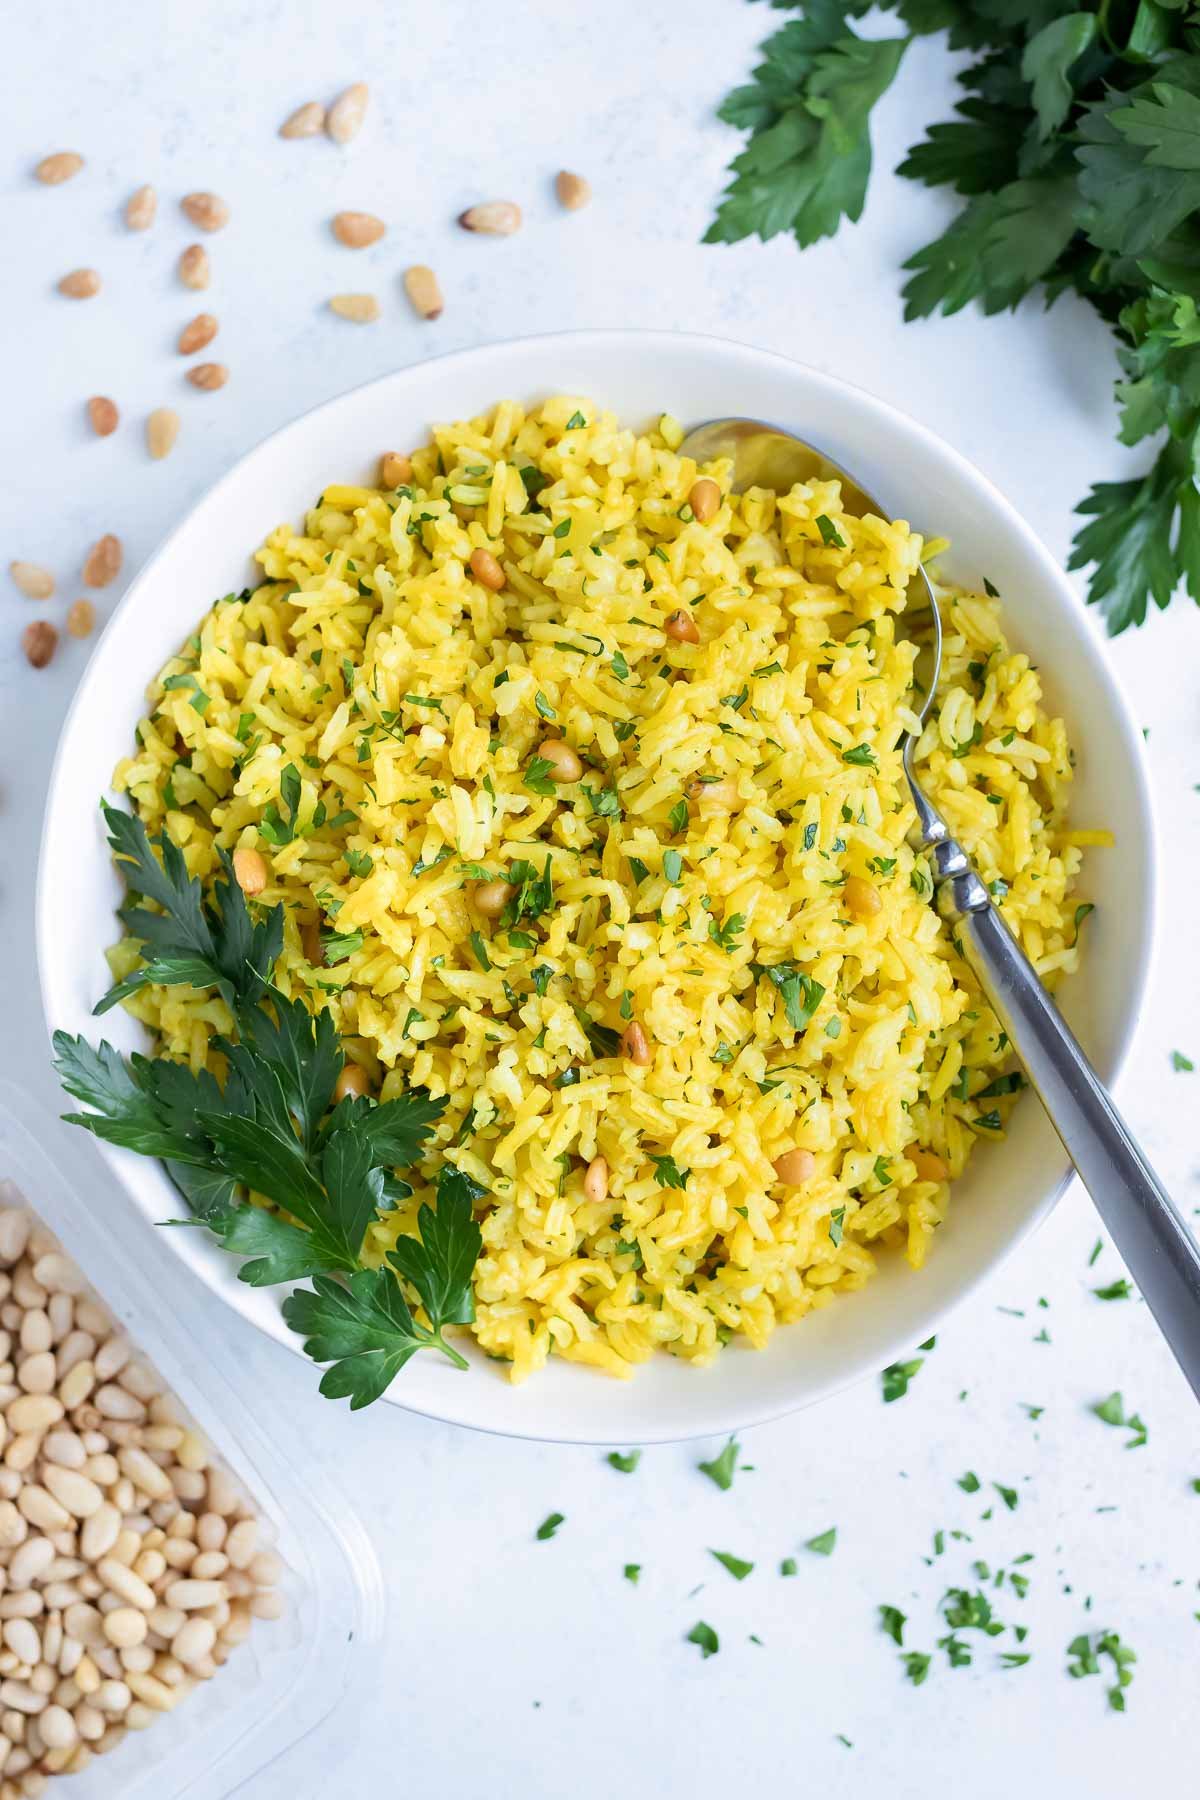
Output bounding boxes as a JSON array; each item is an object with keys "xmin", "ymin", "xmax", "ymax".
[{"xmin": 2, "ymin": 3, "xmax": 1198, "ymax": 1795}]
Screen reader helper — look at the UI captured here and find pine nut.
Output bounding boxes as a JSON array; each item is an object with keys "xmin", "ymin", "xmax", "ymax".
[
  {"xmin": 17, "ymin": 1315, "xmax": 49, "ymax": 1357},
  {"xmin": 620, "ymin": 1021, "xmax": 652, "ymax": 1066},
  {"xmin": 96, "ymin": 1563, "xmax": 154, "ymax": 1613},
  {"xmin": 66, "ymin": 601, "xmax": 95, "ymax": 640},
  {"xmin": 843, "ymin": 875, "xmax": 882, "ymax": 920},
  {"xmin": 223, "ymin": 1520, "xmax": 257, "ymax": 1569},
  {"xmin": 18, "ymin": 1489, "xmax": 69, "ymax": 1534},
  {"xmin": 534, "ymin": 739, "xmax": 581, "ymax": 783},
  {"xmin": 42, "ymin": 1432, "xmax": 84, "ymax": 1471},
  {"xmin": 686, "ymin": 478, "xmax": 720, "ymax": 523},
  {"xmin": 326, "ymin": 82, "xmax": 368, "ymax": 145},
  {"xmin": 204, "ymin": 1470, "xmax": 237, "ymax": 1516},
  {"xmin": 555, "ymin": 170, "xmax": 591, "ymax": 211},
  {"xmin": 81, "ymin": 535, "xmax": 121, "ymax": 590},
  {"xmin": 332, "ymin": 1065, "xmax": 370, "ymax": 1103},
  {"xmin": 101, "ymin": 1611, "xmax": 145, "ymax": 1651},
  {"xmin": 468, "ymin": 547, "xmax": 505, "ymax": 591},
  {"xmin": 332, "ymin": 211, "xmax": 385, "ymax": 248},
  {"xmin": 186, "ymin": 362, "xmax": 228, "ymax": 391},
  {"xmin": 9, "ymin": 565, "xmax": 53, "ymax": 602},
  {"xmin": 0, "ymin": 1505, "xmax": 23, "ymax": 1549},
  {"xmin": 57, "ymin": 1336, "xmax": 94, "ymax": 1380},
  {"xmin": 180, "ymin": 193, "xmax": 228, "ymax": 232},
  {"xmin": 75, "ymin": 1702, "xmax": 104, "ymax": 1739},
  {"xmin": 163, "ymin": 1581, "xmax": 224, "ymax": 1613},
  {"xmin": 125, "ymin": 1672, "xmax": 178, "ymax": 1712},
  {"xmin": 7, "ymin": 1396, "xmax": 62, "ymax": 1434},
  {"xmin": 231, "ymin": 847, "xmax": 267, "ymax": 897},
  {"xmin": 686, "ymin": 776, "xmax": 738, "ymax": 810},
  {"xmin": 74, "ymin": 1303, "xmax": 108, "ymax": 1339},
  {"xmin": 170, "ymin": 1619, "xmax": 214, "ymax": 1667},
  {"xmin": 92, "ymin": 1340, "xmax": 128, "ymax": 1384},
  {"xmin": 250, "ymin": 1590, "xmax": 285, "ymax": 1621},
  {"xmin": 58, "ymin": 1364, "xmax": 93, "ymax": 1411},
  {"xmin": 458, "ymin": 200, "xmax": 522, "ymax": 236},
  {"xmin": 35, "ymin": 153, "xmax": 83, "ymax": 185},
  {"xmin": 146, "ymin": 409, "xmax": 180, "ymax": 460},
  {"xmin": 94, "ymin": 1388, "xmax": 142, "ymax": 1423},
  {"xmin": 0, "ymin": 1684, "xmax": 44, "ymax": 1717},
  {"xmin": 41, "ymin": 1469, "xmax": 101, "ymax": 1521},
  {"xmin": 7, "ymin": 1542, "xmax": 53, "ymax": 1591},
  {"xmin": 117, "ymin": 1449, "xmax": 170, "ymax": 1502},
  {"xmin": 178, "ymin": 246, "xmax": 210, "ymax": 291},
  {"xmin": 0, "ymin": 1630, "xmax": 37, "ymax": 1672},
  {"xmin": 37, "ymin": 1705, "xmax": 75, "ymax": 1751},
  {"xmin": 664, "ymin": 609, "xmax": 699, "ymax": 643},
  {"xmin": 86, "ymin": 398, "xmax": 118, "ymax": 438},
  {"xmin": 328, "ymin": 294, "xmax": 380, "ymax": 323},
  {"xmin": 772, "ymin": 1148, "xmax": 815, "ymax": 1186},
  {"xmin": 57, "ymin": 270, "xmax": 101, "ymax": 300},
  {"xmin": 177, "ymin": 314, "xmax": 217, "ymax": 355},
  {"xmin": 93, "ymin": 1680, "xmax": 129, "ymax": 1715},
  {"xmin": 471, "ymin": 881, "xmax": 514, "ymax": 919},
  {"xmin": 20, "ymin": 624, "xmax": 55, "ymax": 670},
  {"xmin": 910, "ymin": 1148, "xmax": 949, "ymax": 1183},
  {"xmin": 279, "ymin": 100, "xmax": 325, "ymax": 138},
  {"xmin": 403, "ymin": 265, "xmax": 443, "ymax": 320},
  {"xmin": 124, "ymin": 186, "xmax": 156, "ymax": 231},
  {"xmin": 583, "ymin": 1157, "xmax": 608, "ymax": 1204}
]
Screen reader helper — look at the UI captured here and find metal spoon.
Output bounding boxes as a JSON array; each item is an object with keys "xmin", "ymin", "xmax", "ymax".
[{"xmin": 680, "ymin": 417, "xmax": 1200, "ymax": 1401}]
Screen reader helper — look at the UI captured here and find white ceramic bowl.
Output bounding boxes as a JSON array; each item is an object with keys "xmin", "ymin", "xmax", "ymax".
[{"xmin": 37, "ymin": 330, "xmax": 1156, "ymax": 1444}]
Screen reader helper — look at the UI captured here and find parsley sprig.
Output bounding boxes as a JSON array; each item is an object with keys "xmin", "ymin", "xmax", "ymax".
[
  {"xmin": 53, "ymin": 802, "xmax": 484, "ymax": 1410},
  {"xmin": 710, "ymin": 0, "xmax": 1200, "ymax": 633}
]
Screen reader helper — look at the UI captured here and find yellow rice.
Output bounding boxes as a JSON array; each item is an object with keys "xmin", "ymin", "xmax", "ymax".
[{"xmin": 110, "ymin": 395, "xmax": 1103, "ymax": 1383}]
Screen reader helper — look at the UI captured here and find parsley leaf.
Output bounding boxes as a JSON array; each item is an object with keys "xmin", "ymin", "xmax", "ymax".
[
  {"xmin": 698, "ymin": 1437, "xmax": 740, "ymax": 1491},
  {"xmin": 882, "ymin": 1357, "xmax": 924, "ymax": 1403},
  {"xmin": 607, "ymin": 1450, "xmax": 641, "ymax": 1474},
  {"xmin": 686, "ymin": 1621, "xmax": 719, "ymax": 1659},
  {"xmin": 710, "ymin": 1549, "xmax": 754, "ymax": 1581},
  {"xmin": 805, "ymin": 1527, "xmax": 837, "ymax": 1556}
]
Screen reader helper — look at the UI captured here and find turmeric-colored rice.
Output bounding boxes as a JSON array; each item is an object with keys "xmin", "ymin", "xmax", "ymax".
[{"xmin": 110, "ymin": 396, "xmax": 1100, "ymax": 1382}]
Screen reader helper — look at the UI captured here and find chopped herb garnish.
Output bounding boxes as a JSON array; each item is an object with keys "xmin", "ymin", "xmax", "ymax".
[
  {"xmin": 536, "ymin": 1513, "xmax": 564, "ymax": 1541},
  {"xmin": 882, "ymin": 1357, "xmax": 924, "ymax": 1403},
  {"xmin": 879, "ymin": 1605, "xmax": 906, "ymax": 1646},
  {"xmin": 805, "ymin": 1527, "xmax": 837, "ymax": 1557},
  {"xmin": 686, "ymin": 1621, "xmax": 719, "ymax": 1659},
  {"xmin": 1092, "ymin": 1278, "xmax": 1133, "ymax": 1301},
  {"xmin": 710, "ymin": 1549, "xmax": 754, "ymax": 1581},
  {"xmin": 607, "ymin": 1450, "xmax": 641, "ymax": 1474},
  {"xmin": 698, "ymin": 1438, "xmax": 740, "ymax": 1491},
  {"xmin": 816, "ymin": 514, "xmax": 846, "ymax": 549},
  {"xmin": 650, "ymin": 1153, "xmax": 689, "ymax": 1190}
]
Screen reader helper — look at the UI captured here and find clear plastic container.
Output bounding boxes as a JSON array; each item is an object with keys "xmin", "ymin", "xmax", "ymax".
[{"xmin": 0, "ymin": 1083, "xmax": 383, "ymax": 1799}]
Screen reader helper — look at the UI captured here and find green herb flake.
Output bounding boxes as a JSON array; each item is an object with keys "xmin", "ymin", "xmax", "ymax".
[
  {"xmin": 607, "ymin": 1450, "xmax": 641, "ymax": 1474},
  {"xmin": 698, "ymin": 1437, "xmax": 740, "ymax": 1491},
  {"xmin": 805, "ymin": 1527, "xmax": 837, "ymax": 1557},
  {"xmin": 710, "ymin": 1549, "xmax": 754, "ymax": 1581},
  {"xmin": 686, "ymin": 1620, "xmax": 719, "ymax": 1659},
  {"xmin": 536, "ymin": 1513, "xmax": 564, "ymax": 1541}
]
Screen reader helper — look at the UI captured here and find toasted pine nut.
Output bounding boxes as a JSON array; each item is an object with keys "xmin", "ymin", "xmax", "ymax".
[
  {"xmin": 772, "ymin": 1148, "xmax": 815, "ymax": 1186},
  {"xmin": 67, "ymin": 600, "xmax": 96, "ymax": 640},
  {"xmin": 468, "ymin": 547, "xmax": 505, "ymax": 591},
  {"xmin": 332, "ymin": 211, "xmax": 385, "ymax": 248},
  {"xmin": 178, "ymin": 245, "xmax": 210, "ymax": 291},
  {"xmin": 186, "ymin": 362, "xmax": 228, "ymax": 392},
  {"xmin": 82, "ymin": 535, "xmax": 121, "ymax": 589},
  {"xmin": 180, "ymin": 193, "xmax": 229, "ymax": 232},
  {"xmin": 910, "ymin": 1148, "xmax": 949, "ymax": 1184},
  {"xmin": 58, "ymin": 270, "xmax": 101, "ymax": 300},
  {"xmin": 21, "ymin": 623, "xmax": 57, "ymax": 670},
  {"xmin": 535, "ymin": 739, "xmax": 581, "ymax": 783},
  {"xmin": 327, "ymin": 82, "xmax": 369, "ymax": 143},
  {"xmin": 145, "ymin": 409, "xmax": 180, "ymax": 460},
  {"xmin": 555, "ymin": 170, "xmax": 591, "ymax": 211},
  {"xmin": 583, "ymin": 1157, "xmax": 608, "ymax": 1204},
  {"xmin": 843, "ymin": 875, "xmax": 882, "ymax": 921},
  {"xmin": 403, "ymin": 265, "xmax": 443, "ymax": 320},
  {"xmin": 35, "ymin": 152, "xmax": 83, "ymax": 185},
  {"xmin": 177, "ymin": 314, "xmax": 217, "ymax": 355},
  {"xmin": 688, "ymin": 478, "xmax": 721, "ymax": 523},
  {"xmin": 231, "ymin": 847, "xmax": 267, "ymax": 896},
  {"xmin": 379, "ymin": 452, "xmax": 412, "ymax": 487},
  {"xmin": 664, "ymin": 610, "xmax": 698, "ymax": 643},
  {"xmin": 280, "ymin": 100, "xmax": 325, "ymax": 138},
  {"xmin": 458, "ymin": 201, "xmax": 521, "ymax": 236},
  {"xmin": 9, "ymin": 562, "xmax": 54, "ymax": 601},
  {"xmin": 124, "ymin": 186, "xmax": 156, "ymax": 231},
  {"xmin": 328, "ymin": 294, "xmax": 380, "ymax": 323},
  {"xmin": 333, "ymin": 1065, "xmax": 370, "ymax": 1103},
  {"xmin": 86, "ymin": 397, "xmax": 118, "ymax": 438},
  {"xmin": 620, "ymin": 1022, "xmax": 652, "ymax": 1067},
  {"xmin": 472, "ymin": 881, "xmax": 514, "ymax": 919}
]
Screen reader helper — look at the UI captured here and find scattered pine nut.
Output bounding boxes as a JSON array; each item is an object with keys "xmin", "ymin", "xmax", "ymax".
[
  {"xmin": 87, "ymin": 396, "xmax": 119, "ymax": 437},
  {"xmin": 468, "ymin": 547, "xmax": 505, "ymax": 591},
  {"xmin": 472, "ymin": 879, "xmax": 515, "ymax": 918},
  {"xmin": 664, "ymin": 609, "xmax": 699, "ymax": 643},
  {"xmin": 68, "ymin": 599, "xmax": 96, "ymax": 639},
  {"xmin": 333, "ymin": 1065, "xmax": 371, "ymax": 1103},
  {"xmin": 279, "ymin": 100, "xmax": 325, "ymax": 138},
  {"xmin": 555, "ymin": 170, "xmax": 591, "ymax": 211},
  {"xmin": 772, "ymin": 1148, "xmax": 815, "ymax": 1186},
  {"xmin": 910, "ymin": 1148, "xmax": 950, "ymax": 1183},
  {"xmin": 58, "ymin": 269, "xmax": 101, "ymax": 299},
  {"xmin": 326, "ymin": 82, "xmax": 369, "ymax": 144},
  {"xmin": 124, "ymin": 185, "xmax": 156, "ymax": 231},
  {"xmin": 146, "ymin": 408, "xmax": 180, "ymax": 460},
  {"xmin": 177, "ymin": 313, "xmax": 218, "ymax": 355},
  {"xmin": 535, "ymin": 738, "xmax": 582, "ymax": 783},
  {"xmin": 688, "ymin": 478, "xmax": 721, "ymax": 523},
  {"xmin": 620, "ymin": 1021, "xmax": 652, "ymax": 1067},
  {"xmin": 379, "ymin": 452, "xmax": 412, "ymax": 487},
  {"xmin": 9, "ymin": 561, "xmax": 55, "ymax": 600},
  {"xmin": 186, "ymin": 362, "xmax": 228, "ymax": 392},
  {"xmin": 328, "ymin": 294, "xmax": 380, "ymax": 323},
  {"xmin": 82, "ymin": 535, "xmax": 122, "ymax": 589},
  {"xmin": 22, "ymin": 621, "xmax": 58, "ymax": 669},
  {"xmin": 843, "ymin": 875, "xmax": 883, "ymax": 921},
  {"xmin": 458, "ymin": 200, "xmax": 522, "ymax": 236},
  {"xmin": 178, "ymin": 245, "xmax": 210, "ymax": 290},
  {"xmin": 35, "ymin": 151, "xmax": 84, "ymax": 185},
  {"xmin": 403, "ymin": 264, "xmax": 443, "ymax": 320},
  {"xmin": 332, "ymin": 210, "xmax": 385, "ymax": 248},
  {"xmin": 232, "ymin": 847, "xmax": 268, "ymax": 896},
  {"xmin": 583, "ymin": 1156, "xmax": 608, "ymax": 1204},
  {"xmin": 180, "ymin": 193, "xmax": 229, "ymax": 232}
]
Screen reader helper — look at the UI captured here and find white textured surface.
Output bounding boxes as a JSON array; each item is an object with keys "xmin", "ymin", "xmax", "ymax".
[{"xmin": 1, "ymin": 2, "xmax": 1197, "ymax": 1795}]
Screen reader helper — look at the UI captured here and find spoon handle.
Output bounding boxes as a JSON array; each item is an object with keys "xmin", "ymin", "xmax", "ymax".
[{"xmin": 929, "ymin": 837, "xmax": 1200, "ymax": 1401}]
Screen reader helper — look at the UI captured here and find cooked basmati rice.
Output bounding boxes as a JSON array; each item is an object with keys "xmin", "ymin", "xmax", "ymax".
[{"xmin": 110, "ymin": 395, "xmax": 1103, "ymax": 1382}]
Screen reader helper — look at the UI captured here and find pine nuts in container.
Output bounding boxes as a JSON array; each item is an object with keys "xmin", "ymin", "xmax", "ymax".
[{"xmin": 0, "ymin": 1094, "xmax": 380, "ymax": 1799}]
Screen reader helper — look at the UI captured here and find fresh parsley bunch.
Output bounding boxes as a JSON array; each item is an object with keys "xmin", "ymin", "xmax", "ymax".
[
  {"xmin": 53, "ymin": 803, "xmax": 484, "ymax": 1409},
  {"xmin": 708, "ymin": 0, "xmax": 1200, "ymax": 633}
]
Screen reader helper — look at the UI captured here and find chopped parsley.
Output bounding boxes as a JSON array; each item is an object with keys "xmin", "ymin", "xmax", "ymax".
[
  {"xmin": 607, "ymin": 1450, "xmax": 641, "ymax": 1474},
  {"xmin": 1172, "ymin": 1050, "xmax": 1194, "ymax": 1072},
  {"xmin": 1092, "ymin": 1278, "xmax": 1133, "ymax": 1301},
  {"xmin": 710, "ymin": 1549, "xmax": 754, "ymax": 1581},
  {"xmin": 650, "ymin": 1153, "xmax": 689, "ymax": 1189},
  {"xmin": 535, "ymin": 1513, "xmax": 564, "ymax": 1541},
  {"xmin": 1092, "ymin": 1392, "xmax": 1148, "ymax": 1447},
  {"xmin": 879, "ymin": 1605, "xmax": 906, "ymax": 1646},
  {"xmin": 686, "ymin": 1621, "xmax": 719, "ymax": 1659},
  {"xmin": 805, "ymin": 1527, "xmax": 837, "ymax": 1557},
  {"xmin": 881, "ymin": 1357, "xmax": 924, "ymax": 1403},
  {"xmin": 816, "ymin": 514, "xmax": 846, "ymax": 548},
  {"xmin": 698, "ymin": 1437, "xmax": 740, "ymax": 1491}
]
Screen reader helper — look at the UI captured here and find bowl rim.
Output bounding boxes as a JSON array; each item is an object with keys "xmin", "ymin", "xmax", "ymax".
[{"xmin": 36, "ymin": 327, "xmax": 1160, "ymax": 1442}]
